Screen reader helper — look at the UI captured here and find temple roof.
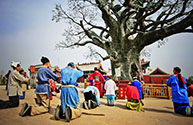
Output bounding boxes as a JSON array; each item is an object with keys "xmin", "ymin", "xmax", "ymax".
[
  {"xmin": 78, "ymin": 62, "xmax": 100, "ymax": 72},
  {"xmin": 150, "ymin": 67, "xmax": 169, "ymax": 75}
]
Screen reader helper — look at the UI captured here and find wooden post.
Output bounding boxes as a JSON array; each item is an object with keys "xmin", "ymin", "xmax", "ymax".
[{"xmin": 167, "ymin": 86, "xmax": 171, "ymax": 99}]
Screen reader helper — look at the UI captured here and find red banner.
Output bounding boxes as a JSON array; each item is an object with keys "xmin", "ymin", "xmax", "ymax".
[{"xmin": 30, "ymin": 65, "xmax": 36, "ymax": 73}]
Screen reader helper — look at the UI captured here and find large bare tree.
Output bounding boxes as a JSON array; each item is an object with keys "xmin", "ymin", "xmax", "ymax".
[{"xmin": 52, "ymin": 0, "xmax": 193, "ymax": 80}]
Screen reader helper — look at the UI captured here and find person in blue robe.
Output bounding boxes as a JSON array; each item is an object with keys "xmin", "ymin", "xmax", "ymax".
[
  {"xmin": 166, "ymin": 67, "xmax": 192, "ymax": 116},
  {"xmin": 130, "ymin": 77, "xmax": 142, "ymax": 99},
  {"xmin": 83, "ymin": 86, "xmax": 100, "ymax": 109},
  {"xmin": 19, "ymin": 56, "xmax": 59, "ymax": 117},
  {"xmin": 56, "ymin": 62, "xmax": 83, "ymax": 122}
]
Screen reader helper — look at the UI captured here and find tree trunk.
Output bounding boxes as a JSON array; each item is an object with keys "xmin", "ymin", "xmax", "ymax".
[
  {"xmin": 117, "ymin": 48, "xmax": 142, "ymax": 81},
  {"xmin": 111, "ymin": 61, "xmax": 116, "ymax": 79}
]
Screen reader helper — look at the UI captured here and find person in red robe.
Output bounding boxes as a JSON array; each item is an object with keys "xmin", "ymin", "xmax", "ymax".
[
  {"xmin": 125, "ymin": 85, "xmax": 144, "ymax": 111},
  {"xmin": 126, "ymin": 86, "xmax": 140, "ymax": 103},
  {"xmin": 88, "ymin": 67, "xmax": 105, "ymax": 97},
  {"xmin": 187, "ymin": 84, "xmax": 193, "ymax": 97}
]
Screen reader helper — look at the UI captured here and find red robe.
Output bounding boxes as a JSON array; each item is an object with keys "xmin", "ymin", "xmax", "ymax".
[
  {"xmin": 88, "ymin": 71, "xmax": 105, "ymax": 97},
  {"xmin": 126, "ymin": 86, "xmax": 140, "ymax": 102},
  {"xmin": 188, "ymin": 85, "xmax": 193, "ymax": 97}
]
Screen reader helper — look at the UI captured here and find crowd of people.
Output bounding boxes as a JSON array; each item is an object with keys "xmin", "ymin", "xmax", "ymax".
[{"xmin": 0, "ymin": 56, "xmax": 193, "ymax": 123}]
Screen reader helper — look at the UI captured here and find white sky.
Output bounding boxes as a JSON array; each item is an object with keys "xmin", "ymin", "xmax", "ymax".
[{"xmin": 0, "ymin": 0, "xmax": 193, "ymax": 78}]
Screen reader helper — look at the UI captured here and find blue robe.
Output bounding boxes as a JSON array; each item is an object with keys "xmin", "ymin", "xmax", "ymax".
[
  {"xmin": 83, "ymin": 86, "xmax": 100, "ymax": 106},
  {"xmin": 130, "ymin": 80, "xmax": 142, "ymax": 99},
  {"xmin": 166, "ymin": 75, "xmax": 190, "ymax": 115},
  {"xmin": 35, "ymin": 67, "xmax": 58, "ymax": 96},
  {"xmin": 60, "ymin": 67, "xmax": 83, "ymax": 115},
  {"xmin": 166, "ymin": 75, "xmax": 189, "ymax": 104}
]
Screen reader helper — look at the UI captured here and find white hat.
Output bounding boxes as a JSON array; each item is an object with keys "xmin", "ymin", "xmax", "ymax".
[
  {"xmin": 11, "ymin": 61, "xmax": 20, "ymax": 68},
  {"xmin": 133, "ymin": 76, "xmax": 137, "ymax": 80}
]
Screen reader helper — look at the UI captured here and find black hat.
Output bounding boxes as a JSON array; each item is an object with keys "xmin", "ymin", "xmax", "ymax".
[{"xmin": 41, "ymin": 56, "xmax": 50, "ymax": 65}]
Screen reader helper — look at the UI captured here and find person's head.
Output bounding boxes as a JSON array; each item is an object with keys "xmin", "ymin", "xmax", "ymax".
[
  {"xmin": 68, "ymin": 62, "xmax": 75, "ymax": 69},
  {"xmin": 173, "ymin": 67, "xmax": 181, "ymax": 74},
  {"xmin": 94, "ymin": 67, "xmax": 98, "ymax": 72},
  {"xmin": 11, "ymin": 61, "xmax": 21, "ymax": 71},
  {"xmin": 19, "ymin": 69, "xmax": 25, "ymax": 75},
  {"xmin": 133, "ymin": 76, "xmax": 137, "ymax": 80},
  {"xmin": 41, "ymin": 56, "xmax": 50, "ymax": 68}
]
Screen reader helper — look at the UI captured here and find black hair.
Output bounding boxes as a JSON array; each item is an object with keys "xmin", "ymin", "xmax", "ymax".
[
  {"xmin": 178, "ymin": 74, "xmax": 184, "ymax": 88},
  {"xmin": 174, "ymin": 67, "xmax": 184, "ymax": 88},
  {"xmin": 19, "ymin": 69, "xmax": 24, "ymax": 74},
  {"xmin": 41, "ymin": 56, "xmax": 50, "ymax": 65},
  {"xmin": 174, "ymin": 67, "xmax": 181, "ymax": 73},
  {"xmin": 94, "ymin": 67, "xmax": 98, "ymax": 71},
  {"xmin": 68, "ymin": 62, "xmax": 75, "ymax": 67}
]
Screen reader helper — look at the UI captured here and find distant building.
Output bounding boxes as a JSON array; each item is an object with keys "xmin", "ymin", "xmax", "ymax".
[
  {"xmin": 77, "ymin": 59, "xmax": 150, "ymax": 82},
  {"xmin": 77, "ymin": 61, "xmax": 111, "ymax": 82},
  {"xmin": 141, "ymin": 59, "xmax": 150, "ymax": 73},
  {"xmin": 143, "ymin": 67, "xmax": 170, "ymax": 84}
]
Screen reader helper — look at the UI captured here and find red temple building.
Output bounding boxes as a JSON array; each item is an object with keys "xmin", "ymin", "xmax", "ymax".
[{"xmin": 143, "ymin": 67, "xmax": 170, "ymax": 84}]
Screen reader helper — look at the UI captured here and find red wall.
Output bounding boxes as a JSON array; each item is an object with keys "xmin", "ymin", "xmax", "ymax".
[{"xmin": 143, "ymin": 75, "xmax": 170, "ymax": 84}]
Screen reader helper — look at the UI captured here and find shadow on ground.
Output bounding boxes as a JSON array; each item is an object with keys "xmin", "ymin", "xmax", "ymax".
[{"xmin": 144, "ymin": 107, "xmax": 174, "ymax": 114}]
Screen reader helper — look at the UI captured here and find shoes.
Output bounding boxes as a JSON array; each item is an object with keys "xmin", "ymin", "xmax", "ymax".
[
  {"xmin": 141, "ymin": 100, "xmax": 144, "ymax": 106},
  {"xmin": 185, "ymin": 106, "xmax": 191, "ymax": 116},
  {"xmin": 19, "ymin": 105, "xmax": 32, "ymax": 117},
  {"xmin": 54, "ymin": 105, "xmax": 65, "ymax": 120},
  {"xmin": 52, "ymin": 92, "xmax": 56, "ymax": 96},
  {"xmin": 54, "ymin": 105, "xmax": 61, "ymax": 120},
  {"xmin": 19, "ymin": 103, "xmax": 28, "ymax": 116},
  {"xmin": 55, "ymin": 88, "xmax": 60, "ymax": 93},
  {"xmin": 34, "ymin": 98, "xmax": 42, "ymax": 106},
  {"xmin": 88, "ymin": 100, "xmax": 91, "ymax": 109},
  {"xmin": 34, "ymin": 98, "xmax": 38, "ymax": 104},
  {"xmin": 65, "ymin": 107, "xmax": 72, "ymax": 122},
  {"xmin": 83, "ymin": 101, "xmax": 89, "ymax": 110},
  {"xmin": 89, "ymin": 100, "xmax": 97, "ymax": 109}
]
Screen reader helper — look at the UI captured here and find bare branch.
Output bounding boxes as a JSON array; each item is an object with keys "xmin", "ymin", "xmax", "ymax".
[
  {"xmin": 95, "ymin": 0, "xmax": 118, "ymax": 30},
  {"xmin": 142, "ymin": 9, "xmax": 193, "ymax": 47}
]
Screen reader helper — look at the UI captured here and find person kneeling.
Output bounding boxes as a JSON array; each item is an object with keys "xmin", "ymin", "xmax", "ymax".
[
  {"xmin": 126, "ymin": 86, "xmax": 144, "ymax": 112},
  {"xmin": 104, "ymin": 78, "xmax": 116, "ymax": 106},
  {"xmin": 54, "ymin": 62, "xmax": 83, "ymax": 122},
  {"xmin": 83, "ymin": 86, "xmax": 100, "ymax": 109}
]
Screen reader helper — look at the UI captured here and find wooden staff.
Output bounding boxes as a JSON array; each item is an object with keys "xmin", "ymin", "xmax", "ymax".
[{"xmin": 82, "ymin": 112, "xmax": 105, "ymax": 116}]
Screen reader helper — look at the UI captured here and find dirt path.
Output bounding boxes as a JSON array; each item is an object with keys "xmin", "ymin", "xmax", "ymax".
[{"xmin": 0, "ymin": 85, "xmax": 193, "ymax": 125}]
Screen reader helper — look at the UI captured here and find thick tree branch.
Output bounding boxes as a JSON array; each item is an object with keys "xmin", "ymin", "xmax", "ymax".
[
  {"xmin": 146, "ymin": 0, "xmax": 189, "ymax": 31},
  {"xmin": 95, "ymin": 0, "xmax": 118, "ymax": 32},
  {"xmin": 142, "ymin": 10, "xmax": 193, "ymax": 47},
  {"xmin": 80, "ymin": 20, "xmax": 105, "ymax": 49}
]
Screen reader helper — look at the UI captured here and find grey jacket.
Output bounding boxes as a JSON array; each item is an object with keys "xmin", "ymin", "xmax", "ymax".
[{"xmin": 7, "ymin": 70, "xmax": 28, "ymax": 96}]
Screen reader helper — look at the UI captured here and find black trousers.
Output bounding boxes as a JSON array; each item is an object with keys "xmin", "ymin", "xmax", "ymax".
[
  {"xmin": 84, "ymin": 91, "xmax": 97, "ymax": 102},
  {"xmin": 0, "ymin": 95, "xmax": 19, "ymax": 109}
]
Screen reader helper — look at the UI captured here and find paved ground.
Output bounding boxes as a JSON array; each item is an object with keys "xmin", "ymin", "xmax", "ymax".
[{"xmin": 0, "ymin": 85, "xmax": 193, "ymax": 125}]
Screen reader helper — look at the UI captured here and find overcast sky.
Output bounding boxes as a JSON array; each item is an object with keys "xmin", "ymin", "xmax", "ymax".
[{"xmin": 0, "ymin": 0, "xmax": 193, "ymax": 78}]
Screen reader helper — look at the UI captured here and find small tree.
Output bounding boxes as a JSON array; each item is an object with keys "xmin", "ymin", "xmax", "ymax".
[
  {"xmin": 53, "ymin": 0, "xmax": 193, "ymax": 81},
  {"xmin": 187, "ymin": 76, "xmax": 193, "ymax": 85}
]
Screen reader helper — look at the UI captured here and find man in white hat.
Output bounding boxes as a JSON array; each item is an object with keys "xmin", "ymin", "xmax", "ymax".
[{"xmin": 0, "ymin": 61, "xmax": 29, "ymax": 109}]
